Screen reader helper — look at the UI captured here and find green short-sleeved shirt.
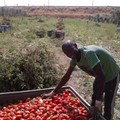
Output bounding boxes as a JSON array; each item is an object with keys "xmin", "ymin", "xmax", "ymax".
[{"xmin": 70, "ymin": 45, "xmax": 120, "ymax": 83}]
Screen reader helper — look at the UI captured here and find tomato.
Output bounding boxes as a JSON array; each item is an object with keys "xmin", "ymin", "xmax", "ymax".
[
  {"xmin": 23, "ymin": 113, "xmax": 29, "ymax": 119},
  {"xmin": 15, "ymin": 114, "xmax": 22, "ymax": 120}
]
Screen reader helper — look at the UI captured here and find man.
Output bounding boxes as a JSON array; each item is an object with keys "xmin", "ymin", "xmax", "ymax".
[{"xmin": 44, "ymin": 40, "xmax": 120, "ymax": 120}]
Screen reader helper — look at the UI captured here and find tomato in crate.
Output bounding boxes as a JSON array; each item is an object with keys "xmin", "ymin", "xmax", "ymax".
[{"xmin": 0, "ymin": 86, "xmax": 105, "ymax": 120}]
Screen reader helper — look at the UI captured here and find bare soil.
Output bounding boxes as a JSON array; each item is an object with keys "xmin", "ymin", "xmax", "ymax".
[{"xmin": 22, "ymin": 6, "xmax": 113, "ymax": 18}]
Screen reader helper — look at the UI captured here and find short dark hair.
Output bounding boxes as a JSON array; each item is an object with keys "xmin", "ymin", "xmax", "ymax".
[{"xmin": 62, "ymin": 40, "xmax": 73, "ymax": 52}]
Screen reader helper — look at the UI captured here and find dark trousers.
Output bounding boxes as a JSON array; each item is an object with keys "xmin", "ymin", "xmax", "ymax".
[{"xmin": 91, "ymin": 75, "xmax": 119, "ymax": 120}]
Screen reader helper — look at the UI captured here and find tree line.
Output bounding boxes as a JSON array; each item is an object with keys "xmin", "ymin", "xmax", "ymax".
[{"xmin": 89, "ymin": 9, "xmax": 120, "ymax": 27}]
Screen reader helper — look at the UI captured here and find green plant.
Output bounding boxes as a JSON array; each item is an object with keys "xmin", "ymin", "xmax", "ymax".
[{"xmin": 0, "ymin": 40, "xmax": 59, "ymax": 92}]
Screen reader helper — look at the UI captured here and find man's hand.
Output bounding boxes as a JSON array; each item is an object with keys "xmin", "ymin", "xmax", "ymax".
[
  {"xmin": 41, "ymin": 90, "xmax": 55, "ymax": 99},
  {"xmin": 95, "ymin": 100, "xmax": 102, "ymax": 111},
  {"xmin": 90, "ymin": 106, "xmax": 101, "ymax": 120}
]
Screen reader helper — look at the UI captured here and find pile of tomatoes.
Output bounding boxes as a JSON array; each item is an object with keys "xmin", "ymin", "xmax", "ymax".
[{"xmin": 0, "ymin": 90, "xmax": 93, "ymax": 120}]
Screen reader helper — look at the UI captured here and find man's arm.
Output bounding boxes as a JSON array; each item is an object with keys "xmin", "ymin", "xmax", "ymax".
[
  {"xmin": 53, "ymin": 65, "xmax": 74, "ymax": 93},
  {"xmin": 93, "ymin": 63, "xmax": 105, "ymax": 101},
  {"xmin": 42, "ymin": 66, "xmax": 74, "ymax": 98},
  {"xmin": 92, "ymin": 63, "xmax": 105, "ymax": 111}
]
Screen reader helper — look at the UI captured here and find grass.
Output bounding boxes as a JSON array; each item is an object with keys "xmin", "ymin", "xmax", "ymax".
[
  {"xmin": 0, "ymin": 16, "xmax": 120, "ymax": 119},
  {"xmin": 0, "ymin": 16, "xmax": 120, "ymax": 77}
]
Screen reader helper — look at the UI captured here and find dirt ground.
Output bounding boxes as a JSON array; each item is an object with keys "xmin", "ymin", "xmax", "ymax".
[{"xmin": 23, "ymin": 6, "xmax": 113, "ymax": 18}]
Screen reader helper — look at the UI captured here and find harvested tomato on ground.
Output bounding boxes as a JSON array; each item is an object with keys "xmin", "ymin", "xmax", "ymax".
[{"xmin": 0, "ymin": 90, "xmax": 93, "ymax": 120}]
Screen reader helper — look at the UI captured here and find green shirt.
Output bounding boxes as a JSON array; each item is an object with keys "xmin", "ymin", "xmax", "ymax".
[{"xmin": 70, "ymin": 45, "xmax": 120, "ymax": 83}]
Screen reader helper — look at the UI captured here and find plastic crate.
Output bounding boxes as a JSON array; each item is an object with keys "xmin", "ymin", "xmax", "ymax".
[{"xmin": 0, "ymin": 86, "xmax": 106, "ymax": 120}]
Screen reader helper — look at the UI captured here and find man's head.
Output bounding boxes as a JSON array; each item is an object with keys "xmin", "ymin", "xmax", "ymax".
[{"xmin": 62, "ymin": 40, "xmax": 78, "ymax": 59}]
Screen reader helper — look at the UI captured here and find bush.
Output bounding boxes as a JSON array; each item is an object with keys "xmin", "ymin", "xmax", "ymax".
[{"xmin": 0, "ymin": 40, "xmax": 59, "ymax": 92}]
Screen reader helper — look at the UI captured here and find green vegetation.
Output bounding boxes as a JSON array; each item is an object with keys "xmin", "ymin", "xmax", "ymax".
[
  {"xmin": 0, "ymin": 40, "xmax": 59, "ymax": 92},
  {"xmin": 0, "ymin": 16, "xmax": 120, "ymax": 92},
  {"xmin": 89, "ymin": 9, "xmax": 120, "ymax": 26},
  {"xmin": 0, "ymin": 16, "xmax": 61, "ymax": 92}
]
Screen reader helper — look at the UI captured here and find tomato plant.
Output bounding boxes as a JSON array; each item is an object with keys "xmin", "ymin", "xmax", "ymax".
[{"xmin": 0, "ymin": 90, "xmax": 93, "ymax": 120}]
